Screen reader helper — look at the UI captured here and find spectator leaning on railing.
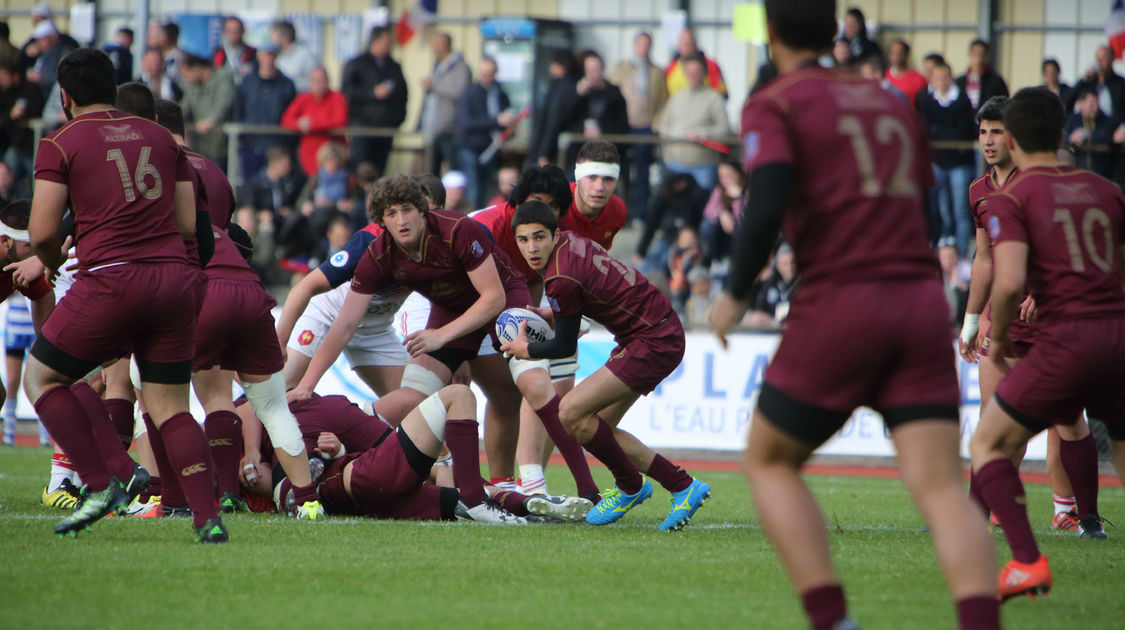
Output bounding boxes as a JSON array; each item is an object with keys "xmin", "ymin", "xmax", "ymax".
[
  {"xmin": 1065, "ymin": 87, "xmax": 1117, "ymax": 179},
  {"xmin": 1074, "ymin": 45, "xmax": 1125, "ymax": 120},
  {"xmin": 885, "ymin": 38, "xmax": 927, "ymax": 105},
  {"xmin": 657, "ymin": 54, "xmax": 730, "ymax": 192},
  {"xmin": 180, "ymin": 53, "xmax": 237, "ymax": 171},
  {"xmin": 454, "ymin": 56, "xmax": 512, "ymax": 209},
  {"xmin": 956, "ymin": 39, "xmax": 1008, "ymax": 111},
  {"xmin": 138, "ymin": 46, "xmax": 182, "ymax": 102},
  {"xmin": 341, "ymin": 26, "xmax": 407, "ymax": 175},
  {"xmin": 609, "ymin": 31, "xmax": 667, "ymax": 222},
  {"xmin": 281, "ymin": 66, "xmax": 348, "ymax": 177},
  {"xmin": 665, "ymin": 28, "xmax": 726, "ymax": 99},
  {"xmin": 574, "ymin": 51, "xmax": 628, "ymax": 176},
  {"xmin": 699, "ymin": 158, "xmax": 747, "ymax": 268},
  {"xmin": 235, "ymin": 41, "xmax": 298, "ymax": 184},
  {"xmin": 419, "ymin": 31, "xmax": 470, "ymax": 175},
  {"xmin": 527, "ymin": 50, "xmax": 581, "ymax": 168}
]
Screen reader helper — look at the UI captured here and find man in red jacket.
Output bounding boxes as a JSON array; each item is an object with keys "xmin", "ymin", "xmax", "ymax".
[{"xmin": 281, "ymin": 66, "xmax": 348, "ymax": 176}]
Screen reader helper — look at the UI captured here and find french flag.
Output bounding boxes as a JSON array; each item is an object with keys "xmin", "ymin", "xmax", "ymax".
[
  {"xmin": 397, "ymin": 0, "xmax": 439, "ymax": 46},
  {"xmin": 1108, "ymin": 0, "xmax": 1125, "ymax": 59}
]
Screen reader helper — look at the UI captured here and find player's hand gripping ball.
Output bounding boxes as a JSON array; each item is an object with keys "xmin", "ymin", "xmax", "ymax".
[{"xmin": 495, "ymin": 308, "xmax": 554, "ymax": 346}]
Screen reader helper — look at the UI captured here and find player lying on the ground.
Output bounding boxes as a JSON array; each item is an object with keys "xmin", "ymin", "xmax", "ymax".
[
  {"xmin": 710, "ymin": 2, "xmax": 999, "ymax": 627},
  {"xmin": 503, "ymin": 201, "xmax": 710, "ymax": 531},
  {"xmin": 238, "ymin": 385, "xmax": 592, "ymax": 523},
  {"xmin": 968, "ymin": 86, "xmax": 1125, "ymax": 602},
  {"xmin": 959, "ymin": 95, "xmax": 1087, "ymax": 532},
  {"xmin": 291, "ymin": 176, "xmax": 600, "ymax": 502}
]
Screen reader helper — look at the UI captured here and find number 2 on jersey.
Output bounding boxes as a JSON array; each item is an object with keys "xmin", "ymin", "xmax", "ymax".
[
  {"xmin": 592, "ymin": 253, "xmax": 636, "ymax": 285},
  {"xmin": 106, "ymin": 147, "xmax": 163, "ymax": 203},
  {"xmin": 837, "ymin": 114, "xmax": 917, "ymax": 198}
]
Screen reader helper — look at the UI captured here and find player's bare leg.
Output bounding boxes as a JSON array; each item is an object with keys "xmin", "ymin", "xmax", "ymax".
[
  {"xmin": 373, "ymin": 354, "xmax": 445, "ymax": 428},
  {"xmin": 282, "ymin": 350, "xmax": 312, "ymax": 390},
  {"xmin": 352, "ymin": 364, "xmax": 405, "ymax": 397},
  {"xmin": 892, "ymin": 420, "xmax": 998, "ymax": 620},
  {"xmin": 1110, "ymin": 439, "xmax": 1125, "ymax": 487},
  {"xmin": 969, "ymin": 400, "xmax": 1053, "ymax": 600},
  {"xmin": 515, "ymin": 400, "xmax": 550, "ymax": 493},
  {"xmin": 470, "ymin": 354, "xmax": 521, "ymax": 484}
]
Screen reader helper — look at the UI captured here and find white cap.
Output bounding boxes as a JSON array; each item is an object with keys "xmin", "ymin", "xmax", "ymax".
[
  {"xmin": 31, "ymin": 3, "xmax": 53, "ymax": 18},
  {"xmin": 441, "ymin": 170, "xmax": 467, "ymax": 190},
  {"xmin": 31, "ymin": 20, "xmax": 57, "ymax": 40}
]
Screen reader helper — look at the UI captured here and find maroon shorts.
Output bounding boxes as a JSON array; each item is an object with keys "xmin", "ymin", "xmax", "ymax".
[
  {"xmin": 429, "ymin": 279, "xmax": 533, "ymax": 353},
  {"xmin": 191, "ymin": 267, "xmax": 209, "ymax": 318},
  {"xmin": 606, "ymin": 314, "xmax": 686, "ymax": 395},
  {"xmin": 193, "ymin": 279, "xmax": 284, "ymax": 375},
  {"xmin": 995, "ymin": 319, "xmax": 1125, "ymax": 436},
  {"xmin": 345, "ymin": 427, "xmax": 445, "ymax": 519},
  {"xmin": 761, "ymin": 280, "xmax": 960, "ymax": 443},
  {"xmin": 39, "ymin": 263, "xmax": 196, "ymax": 375},
  {"xmin": 980, "ymin": 302, "xmax": 1035, "ymax": 359}
]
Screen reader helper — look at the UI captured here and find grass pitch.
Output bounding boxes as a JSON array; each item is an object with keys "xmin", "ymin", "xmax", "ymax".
[{"xmin": 1, "ymin": 447, "xmax": 1123, "ymax": 629}]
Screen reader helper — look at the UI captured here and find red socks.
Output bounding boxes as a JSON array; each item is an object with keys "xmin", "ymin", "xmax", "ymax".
[
  {"xmin": 975, "ymin": 458, "xmax": 1040, "ymax": 563},
  {"xmin": 70, "ymin": 381, "xmax": 135, "ymax": 482},
  {"xmin": 204, "ymin": 410, "xmax": 244, "ymax": 496},
  {"xmin": 956, "ymin": 595, "xmax": 1000, "ymax": 630},
  {"xmin": 1058, "ymin": 432, "xmax": 1099, "ymax": 519},
  {"xmin": 800, "ymin": 583, "xmax": 847, "ymax": 630},
  {"xmin": 144, "ymin": 414, "xmax": 186, "ymax": 507},
  {"xmin": 646, "ymin": 454, "xmax": 692, "ymax": 493},
  {"xmin": 33, "ymin": 387, "xmax": 111, "ymax": 491},
  {"xmin": 581, "ymin": 417, "xmax": 643, "ymax": 495},
  {"xmin": 157, "ymin": 413, "xmax": 218, "ymax": 528},
  {"xmin": 104, "ymin": 398, "xmax": 135, "ymax": 446},
  {"xmin": 534, "ymin": 396, "xmax": 598, "ymax": 498},
  {"xmin": 445, "ymin": 419, "xmax": 486, "ymax": 506}
]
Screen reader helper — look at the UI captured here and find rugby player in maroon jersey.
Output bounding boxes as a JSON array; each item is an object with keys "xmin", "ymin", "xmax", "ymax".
[
  {"xmin": 969, "ymin": 87, "xmax": 1125, "ymax": 601},
  {"xmin": 710, "ymin": 2, "xmax": 998, "ymax": 627}
]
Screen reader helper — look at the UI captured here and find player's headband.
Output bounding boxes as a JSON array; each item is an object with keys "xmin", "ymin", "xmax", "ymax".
[
  {"xmin": 574, "ymin": 161, "xmax": 620, "ymax": 181},
  {"xmin": 0, "ymin": 222, "xmax": 30, "ymax": 242}
]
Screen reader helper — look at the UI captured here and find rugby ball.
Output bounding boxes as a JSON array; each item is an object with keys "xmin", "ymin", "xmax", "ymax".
[{"xmin": 496, "ymin": 308, "xmax": 554, "ymax": 345}]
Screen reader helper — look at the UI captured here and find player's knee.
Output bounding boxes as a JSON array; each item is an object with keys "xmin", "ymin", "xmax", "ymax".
[
  {"xmin": 438, "ymin": 383, "xmax": 475, "ymax": 417},
  {"xmin": 401, "ymin": 363, "xmax": 445, "ymax": 396},
  {"xmin": 556, "ymin": 396, "xmax": 582, "ymax": 430}
]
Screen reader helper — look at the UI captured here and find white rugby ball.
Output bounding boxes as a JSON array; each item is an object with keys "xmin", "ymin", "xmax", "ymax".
[{"xmin": 495, "ymin": 308, "xmax": 554, "ymax": 345}]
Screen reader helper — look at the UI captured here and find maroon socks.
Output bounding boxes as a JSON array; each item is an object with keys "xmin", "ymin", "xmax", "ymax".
[
  {"xmin": 1058, "ymin": 432, "xmax": 1099, "ymax": 519},
  {"xmin": 534, "ymin": 396, "xmax": 599, "ymax": 498},
  {"xmin": 445, "ymin": 419, "xmax": 487, "ymax": 506},
  {"xmin": 490, "ymin": 488, "xmax": 531, "ymax": 516},
  {"xmin": 975, "ymin": 458, "xmax": 1040, "ymax": 563},
  {"xmin": 70, "ymin": 381, "xmax": 135, "ymax": 482},
  {"xmin": 800, "ymin": 583, "xmax": 847, "ymax": 630},
  {"xmin": 580, "ymin": 417, "xmax": 643, "ymax": 495},
  {"xmin": 33, "ymin": 387, "xmax": 111, "ymax": 491},
  {"xmin": 967, "ymin": 471, "xmax": 988, "ymax": 517},
  {"xmin": 204, "ymin": 410, "xmax": 244, "ymax": 497},
  {"xmin": 144, "ymin": 414, "xmax": 186, "ymax": 507},
  {"xmin": 103, "ymin": 398, "xmax": 135, "ymax": 446},
  {"xmin": 157, "ymin": 412, "xmax": 219, "ymax": 528},
  {"xmin": 646, "ymin": 454, "xmax": 692, "ymax": 493},
  {"xmin": 956, "ymin": 595, "xmax": 1001, "ymax": 630}
]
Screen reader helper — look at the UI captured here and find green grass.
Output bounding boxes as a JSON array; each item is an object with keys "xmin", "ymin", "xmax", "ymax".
[{"xmin": 1, "ymin": 447, "xmax": 1123, "ymax": 629}]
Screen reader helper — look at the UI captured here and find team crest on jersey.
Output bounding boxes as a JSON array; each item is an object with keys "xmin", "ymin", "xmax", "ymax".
[
  {"xmin": 99, "ymin": 124, "xmax": 141, "ymax": 143},
  {"xmin": 330, "ymin": 251, "xmax": 349, "ymax": 267},
  {"xmin": 548, "ymin": 297, "xmax": 560, "ymax": 313},
  {"xmin": 743, "ymin": 131, "xmax": 760, "ymax": 164},
  {"xmin": 298, "ymin": 330, "xmax": 315, "ymax": 346},
  {"xmin": 470, "ymin": 240, "xmax": 484, "ymax": 258},
  {"xmin": 988, "ymin": 215, "xmax": 1000, "ymax": 240}
]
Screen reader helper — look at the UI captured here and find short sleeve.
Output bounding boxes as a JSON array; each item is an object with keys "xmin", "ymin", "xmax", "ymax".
[
  {"xmin": 19, "ymin": 274, "xmax": 53, "ymax": 301},
  {"xmin": 470, "ymin": 205, "xmax": 506, "ymax": 242},
  {"xmin": 740, "ymin": 96, "xmax": 793, "ymax": 173},
  {"xmin": 318, "ymin": 230, "xmax": 375, "ymax": 287},
  {"xmin": 33, "ymin": 139, "xmax": 68, "ymax": 184},
  {"xmin": 451, "ymin": 217, "xmax": 493, "ymax": 273},
  {"xmin": 175, "ymin": 146, "xmax": 193, "ymax": 182},
  {"xmin": 545, "ymin": 275, "xmax": 583, "ymax": 318},
  {"xmin": 349, "ymin": 243, "xmax": 389, "ymax": 295},
  {"xmin": 985, "ymin": 193, "xmax": 1027, "ymax": 246}
]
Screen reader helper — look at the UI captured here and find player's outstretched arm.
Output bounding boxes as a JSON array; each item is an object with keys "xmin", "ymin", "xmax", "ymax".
[
  {"xmin": 173, "ymin": 180, "xmax": 196, "ymax": 240},
  {"xmin": 960, "ymin": 227, "xmax": 994, "ymax": 362},
  {"xmin": 28, "ymin": 180, "xmax": 68, "ymax": 272},
  {"xmin": 276, "ymin": 268, "xmax": 332, "ymax": 351},
  {"xmin": 406, "ymin": 256, "xmax": 505, "ymax": 357},
  {"xmin": 290, "ymin": 287, "xmax": 370, "ymax": 401}
]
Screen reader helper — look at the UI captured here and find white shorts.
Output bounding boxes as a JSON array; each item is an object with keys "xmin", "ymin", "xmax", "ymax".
[
  {"xmin": 394, "ymin": 292, "xmax": 497, "ymax": 357},
  {"xmin": 288, "ymin": 309, "xmax": 408, "ymax": 368}
]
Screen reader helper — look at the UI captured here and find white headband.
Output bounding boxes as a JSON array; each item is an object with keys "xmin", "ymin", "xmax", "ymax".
[
  {"xmin": 575, "ymin": 161, "xmax": 620, "ymax": 181},
  {"xmin": 0, "ymin": 223, "xmax": 29, "ymax": 242}
]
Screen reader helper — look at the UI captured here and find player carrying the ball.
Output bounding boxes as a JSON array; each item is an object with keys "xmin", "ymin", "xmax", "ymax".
[{"xmin": 503, "ymin": 200, "xmax": 710, "ymax": 530}]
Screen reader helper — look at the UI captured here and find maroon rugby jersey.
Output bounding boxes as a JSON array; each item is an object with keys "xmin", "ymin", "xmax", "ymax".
[
  {"xmin": 970, "ymin": 166, "xmax": 1033, "ymax": 343},
  {"xmin": 986, "ymin": 165, "xmax": 1125, "ymax": 324},
  {"xmin": 33, "ymin": 110, "xmax": 191, "ymax": 269},
  {"xmin": 351, "ymin": 208, "xmax": 524, "ymax": 309},
  {"xmin": 186, "ymin": 148, "xmax": 236, "ymax": 230},
  {"xmin": 186, "ymin": 149, "xmax": 259, "ymax": 284},
  {"xmin": 543, "ymin": 231, "xmax": 675, "ymax": 341},
  {"xmin": 740, "ymin": 66, "xmax": 938, "ymax": 285},
  {"xmin": 288, "ymin": 395, "xmax": 391, "ymax": 454}
]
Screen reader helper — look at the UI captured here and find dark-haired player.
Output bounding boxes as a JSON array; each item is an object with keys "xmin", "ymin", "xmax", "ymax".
[
  {"xmin": 24, "ymin": 49, "xmax": 226, "ymax": 541},
  {"xmin": 960, "ymin": 95, "xmax": 1087, "ymax": 532},
  {"xmin": 709, "ymin": 1, "xmax": 999, "ymax": 627},
  {"xmin": 504, "ymin": 201, "xmax": 710, "ymax": 530},
  {"xmin": 969, "ymin": 87, "xmax": 1125, "ymax": 601}
]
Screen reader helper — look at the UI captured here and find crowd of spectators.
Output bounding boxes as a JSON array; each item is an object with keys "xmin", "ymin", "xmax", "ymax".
[{"xmin": 3, "ymin": 6, "xmax": 1125, "ymax": 331}]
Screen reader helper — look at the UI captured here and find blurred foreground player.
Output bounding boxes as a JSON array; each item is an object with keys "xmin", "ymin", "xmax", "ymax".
[
  {"xmin": 968, "ymin": 87, "xmax": 1125, "ymax": 601},
  {"xmin": 710, "ymin": 2, "xmax": 999, "ymax": 627},
  {"xmin": 24, "ymin": 49, "xmax": 226, "ymax": 542},
  {"xmin": 504, "ymin": 201, "xmax": 710, "ymax": 531}
]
